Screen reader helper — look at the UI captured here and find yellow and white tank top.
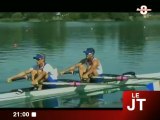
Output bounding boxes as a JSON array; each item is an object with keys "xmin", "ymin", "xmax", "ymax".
[{"xmin": 85, "ymin": 58, "xmax": 103, "ymax": 75}]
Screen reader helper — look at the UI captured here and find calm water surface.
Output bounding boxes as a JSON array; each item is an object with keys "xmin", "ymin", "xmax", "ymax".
[{"xmin": 0, "ymin": 21, "xmax": 160, "ymax": 108}]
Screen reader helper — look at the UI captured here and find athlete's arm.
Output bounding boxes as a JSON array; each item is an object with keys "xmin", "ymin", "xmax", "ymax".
[
  {"xmin": 7, "ymin": 69, "xmax": 32, "ymax": 82},
  {"xmin": 60, "ymin": 59, "xmax": 86, "ymax": 75}
]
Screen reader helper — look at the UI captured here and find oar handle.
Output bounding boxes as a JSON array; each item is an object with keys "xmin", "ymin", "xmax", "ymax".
[{"xmin": 63, "ymin": 71, "xmax": 79, "ymax": 75}]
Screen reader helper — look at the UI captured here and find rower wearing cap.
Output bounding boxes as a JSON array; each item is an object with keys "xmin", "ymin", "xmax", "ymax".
[
  {"xmin": 7, "ymin": 53, "xmax": 58, "ymax": 90},
  {"xmin": 60, "ymin": 48, "xmax": 103, "ymax": 82}
]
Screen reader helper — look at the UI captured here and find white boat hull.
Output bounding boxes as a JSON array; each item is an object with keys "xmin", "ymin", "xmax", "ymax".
[
  {"xmin": 0, "ymin": 72, "xmax": 160, "ymax": 105},
  {"xmin": 0, "ymin": 85, "xmax": 113, "ymax": 107}
]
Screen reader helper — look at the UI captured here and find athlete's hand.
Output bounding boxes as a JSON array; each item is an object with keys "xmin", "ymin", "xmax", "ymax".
[
  {"xmin": 32, "ymin": 80, "xmax": 38, "ymax": 85},
  {"xmin": 69, "ymin": 70, "xmax": 74, "ymax": 74},
  {"xmin": 59, "ymin": 71, "xmax": 65, "ymax": 75},
  {"xmin": 82, "ymin": 73, "xmax": 89, "ymax": 79},
  {"xmin": 60, "ymin": 70, "xmax": 74, "ymax": 75},
  {"xmin": 7, "ymin": 78, "xmax": 12, "ymax": 83}
]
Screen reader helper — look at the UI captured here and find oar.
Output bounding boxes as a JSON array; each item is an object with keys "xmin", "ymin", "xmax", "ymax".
[
  {"xmin": 62, "ymin": 71, "xmax": 136, "ymax": 81},
  {"xmin": 92, "ymin": 76, "xmax": 160, "ymax": 81},
  {"xmin": 43, "ymin": 81, "xmax": 147, "ymax": 87},
  {"xmin": 62, "ymin": 71, "xmax": 79, "ymax": 75},
  {"xmin": 99, "ymin": 71, "xmax": 136, "ymax": 77},
  {"xmin": 43, "ymin": 81, "xmax": 112, "ymax": 86},
  {"xmin": 146, "ymin": 81, "xmax": 160, "ymax": 91},
  {"xmin": 63, "ymin": 71, "xmax": 136, "ymax": 77}
]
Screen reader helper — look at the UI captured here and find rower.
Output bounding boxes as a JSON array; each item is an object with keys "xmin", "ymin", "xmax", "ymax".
[
  {"xmin": 60, "ymin": 48, "xmax": 103, "ymax": 82},
  {"xmin": 7, "ymin": 53, "xmax": 58, "ymax": 90}
]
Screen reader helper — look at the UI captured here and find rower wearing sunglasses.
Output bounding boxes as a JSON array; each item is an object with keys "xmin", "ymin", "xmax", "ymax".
[
  {"xmin": 7, "ymin": 53, "xmax": 58, "ymax": 90},
  {"xmin": 60, "ymin": 48, "xmax": 103, "ymax": 82}
]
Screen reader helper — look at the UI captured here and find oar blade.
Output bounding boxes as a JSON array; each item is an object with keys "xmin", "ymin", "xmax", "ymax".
[
  {"xmin": 146, "ymin": 83, "xmax": 154, "ymax": 91},
  {"xmin": 146, "ymin": 81, "xmax": 160, "ymax": 91}
]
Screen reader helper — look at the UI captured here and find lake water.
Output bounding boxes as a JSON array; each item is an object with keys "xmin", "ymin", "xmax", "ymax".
[{"xmin": 0, "ymin": 20, "xmax": 160, "ymax": 108}]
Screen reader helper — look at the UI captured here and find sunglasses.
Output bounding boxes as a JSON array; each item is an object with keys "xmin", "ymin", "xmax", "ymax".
[
  {"xmin": 85, "ymin": 53, "xmax": 93, "ymax": 56},
  {"xmin": 36, "ymin": 58, "xmax": 41, "ymax": 61}
]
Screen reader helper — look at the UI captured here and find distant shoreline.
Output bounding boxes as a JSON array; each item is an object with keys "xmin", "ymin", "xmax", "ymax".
[{"xmin": 0, "ymin": 12, "xmax": 158, "ymax": 22}]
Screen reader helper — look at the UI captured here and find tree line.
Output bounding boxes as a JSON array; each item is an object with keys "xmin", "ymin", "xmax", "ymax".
[{"xmin": 0, "ymin": 12, "xmax": 156, "ymax": 22}]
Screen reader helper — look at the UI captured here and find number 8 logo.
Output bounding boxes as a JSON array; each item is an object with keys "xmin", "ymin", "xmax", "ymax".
[{"xmin": 140, "ymin": 5, "xmax": 148, "ymax": 15}]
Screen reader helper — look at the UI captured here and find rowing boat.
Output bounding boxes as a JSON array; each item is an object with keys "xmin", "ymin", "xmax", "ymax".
[
  {"xmin": 1, "ymin": 87, "xmax": 124, "ymax": 108},
  {"xmin": 0, "ymin": 84, "xmax": 118, "ymax": 103},
  {"xmin": 0, "ymin": 72, "xmax": 160, "ymax": 105}
]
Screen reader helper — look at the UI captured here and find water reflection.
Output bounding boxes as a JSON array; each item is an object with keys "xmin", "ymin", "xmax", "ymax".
[
  {"xmin": 30, "ymin": 97, "xmax": 60, "ymax": 108},
  {"xmin": 94, "ymin": 22, "xmax": 118, "ymax": 41},
  {"xmin": 94, "ymin": 22, "xmax": 106, "ymax": 41},
  {"xmin": 118, "ymin": 21, "xmax": 145, "ymax": 53},
  {"xmin": 31, "ymin": 22, "xmax": 67, "ymax": 50}
]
